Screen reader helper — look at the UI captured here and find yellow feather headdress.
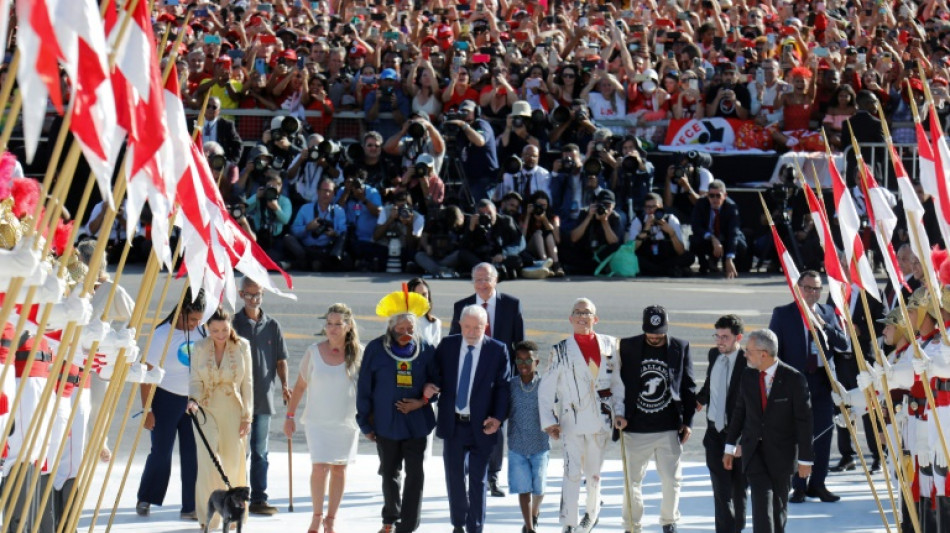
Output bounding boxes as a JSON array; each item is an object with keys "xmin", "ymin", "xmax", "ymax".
[{"xmin": 376, "ymin": 283, "xmax": 430, "ymax": 318}]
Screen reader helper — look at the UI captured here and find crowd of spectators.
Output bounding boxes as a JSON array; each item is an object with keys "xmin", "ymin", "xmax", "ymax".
[{"xmin": 66, "ymin": 0, "xmax": 950, "ymax": 279}]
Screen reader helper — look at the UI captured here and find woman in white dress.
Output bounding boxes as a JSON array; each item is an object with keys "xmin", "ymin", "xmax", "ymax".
[{"xmin": 284, "ymin": 303, "xmax": 363, "ymax": 533}]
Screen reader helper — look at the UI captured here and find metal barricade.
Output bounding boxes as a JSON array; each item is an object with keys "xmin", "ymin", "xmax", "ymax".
[{"xmin": 840, "ymin": 142, "xmax": 919, "ymax": 190}]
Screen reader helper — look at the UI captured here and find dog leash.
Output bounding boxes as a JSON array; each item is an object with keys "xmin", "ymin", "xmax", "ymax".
[{"xmin": 188, "ymin": 408, "xmax": 234, "ymax": 490}]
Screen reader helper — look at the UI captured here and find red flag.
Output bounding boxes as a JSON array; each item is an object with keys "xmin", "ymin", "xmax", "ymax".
[
  {"xmin": 828, "ymin": 154, "xmax": 879, "ymax": 299},
  {"xmin": 916, "ymin": 116, "xmax": 950, "ymax": 247},
  {"xmin": 803, "ymin": 182, "xmax": 851, "ymax": 314},
  {"xmin": 856, "ymin": 156, "xmax": 906, "ymax": 294},
  {"xmin": 16, "ymin": 0, "xmax": 66, "ymax": 163},
  {"xmin": 769, "ymin": 223, "xmax": 812, "ymax": 323}
]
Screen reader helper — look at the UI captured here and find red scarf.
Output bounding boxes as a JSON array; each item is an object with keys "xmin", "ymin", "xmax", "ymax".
[{"xmin": 574, "ymin": 333, "xmax": 601, "ymax": 369}]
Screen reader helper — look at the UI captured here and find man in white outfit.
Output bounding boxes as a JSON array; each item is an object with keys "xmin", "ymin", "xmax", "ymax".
[{"xmin": 538, "ymin": 298, "xmax": 624, "ymax": 533}]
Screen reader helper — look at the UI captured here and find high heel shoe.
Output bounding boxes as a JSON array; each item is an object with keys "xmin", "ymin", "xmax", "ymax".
[
  {"xmin": 323, "ymin": 515, "xmax": 336, "ymax": 533},
  {"xmin": 307, "ymin": 513, "xmax": 322, "ymax": 533}
]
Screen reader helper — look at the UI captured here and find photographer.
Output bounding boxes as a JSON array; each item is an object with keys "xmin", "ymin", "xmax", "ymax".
[
  {"xmin": 335, "ymin": 166, "xmax": 384, "ymax": 271},
  {"xmin": 353, "ymin": 131, "xmax": 400, "ymax": 189},
  {"xmin": 237, "ymin": 145, "xmax": 275, "ymax": 197},
  {"xmin": 372, "ymin": 191, "xmax": 425, "ymax": 273},
  {"xmin": 611, "ymin": 136, "xmax": 655, "ymax": 221},
  {"xmin": 365, "ymin": 68, "xmax": 410, "ymax": 141},
  {"xmin": 565, "ymin": 190, "xmax": 623, "ymax": 275},
  {"xmin": 226, "ymin": 199, "xmax": 257, "ymax": 242},
  {"xmin": 284, "ymin": 177, "xmax": 347, "ymax": 272},
  {"xmin": 444, "ymin": 99, "xmax": 498, "ymax": 204},
  {"xmin": 262, "ymin": 125, "xmax": 302, "ymax": 174},
  {"xmin": 287, "ymin": 135, "xmax": 342, "ymax": 208},
  {"xmin": 415, "ymin": 205, "xmax": 466, "ymax": 278},
  {"xmin": 458, "ymin": 199, "xmax": 524, "ymax": 280},
  {"xmin": 689, "ymin": 180, "xmax": 748, "ymax": 279},
  {"xmin": 246, "ymin": 173, "xmax": 292, "ymax": 259},
  {"xmin": 704, "ymin": 62, "xmax": 751, "ymax": 119},
  {"xmin": 382, "ymin": 112, "xmax": 446, "ymax": 176},
  {"xmin": 522, "ymin": 191, "xmax": 564, "ymax": 277},
  {"xmin": 496, "ymin": 101, "xmax": 540, "ymax": 164},
  {"xmin": 550, "ymin": 144, "xmax": 590, "ymax": 231},
  {"xmin": 494, "ymin": 145, "xmax": 551, "ymax": 202},
  {"xmin": 663, "ymin": 150, "xmax": 714, "ymax": 219},
  {"xmin": 393, "ymin": 154, "xmax": 444, "ymax": 216},
  {"xmin": 204, "ymin": 141, "xmax": 240, "ymax": 204},
  {"xmin": 628, "ymin": 193, "xmax": 693, "ymax": 277},
  {"xmin": 548, "ymin": 99, "xmax": 597, "ymax": 150}
]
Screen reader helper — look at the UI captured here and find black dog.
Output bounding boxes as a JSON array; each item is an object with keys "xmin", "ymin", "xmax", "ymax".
[{"xmin": 204, "ymin": 486, "xmax": 250, "ymax": 533}]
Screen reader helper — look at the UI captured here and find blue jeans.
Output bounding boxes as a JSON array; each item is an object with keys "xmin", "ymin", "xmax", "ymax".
[
  {"xmin": 136, "ymin": 387, "xmax": 197, "ymax": 512},
  {"xmin": 249, "ymin": 414, "xmax": 271, "ymax": 504}
]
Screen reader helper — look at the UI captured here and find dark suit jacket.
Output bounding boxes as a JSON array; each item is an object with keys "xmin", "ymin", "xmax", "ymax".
[
  {"xmin": 433, "ymin": 335, "xmax": 510, "ymax": 448},
  {"xmin": 726, "ymin": 361, "xmax": 815, "ymax": 476},
  {"xmin": 690, "ymin": 196, "xmax": 745, "ymax": 256},
  {"xmin": 768, "ymin": 301, "xmax": 850, "ymax": 376},
  {"xmin": 844, "ymin": 111, "xmax": 885, "ymax": 185},
  {"xmin": 210, "ymin": 117, "xmax": 243, "ymax": 163},
  {"xmin": 449, "ymin": 292, "xmax": 525, "ymax": 353},
  {"xmin": 619, "ymin": 334, "xmax": 697, "ymax": 429},
  {"xmin": 459, "ymin": 213, "xmax": 522, "ymax": 260},
  {"xmin": 697, "ymin": 348, "xmax": 747, "ymax": 428}
]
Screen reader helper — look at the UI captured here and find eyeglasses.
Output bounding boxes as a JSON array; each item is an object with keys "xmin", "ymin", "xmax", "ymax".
[
  {"xmin": 208, "ymin": 105, "xmax": 219, "ymax": 110},
  {"xmin": 514, "ymin": 358, "xmax": 535, "ymax": 365},
  {"xmin": 241, "ymin": 292, "xmax": 262, "ymax": 301},
  {"xmin": 572, "ymin": 310, "xmax": 594, "ymax": 317},
  {"xmin": 712, "ymin": 334, "xmax": 734, "ymax": 341},
  {"xmin": 708, "ymin": 193, "xmax": 723, "ymax": 199},
  {"xmin": 473, "ymin": 277, "xmax": 495, "ymax": 283}
]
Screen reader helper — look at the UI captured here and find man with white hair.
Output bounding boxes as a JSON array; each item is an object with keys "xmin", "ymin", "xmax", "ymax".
[
  {"xmin": 431, "ymin": 304, "xmax": 510, "ymax": 533},
  {"xmin": 200, "ymin": 96, "xmax": 243, "ymax": 163},
  {"xmin": 539, "ymin": 298, "xmax": 623, "ymax": 533}
]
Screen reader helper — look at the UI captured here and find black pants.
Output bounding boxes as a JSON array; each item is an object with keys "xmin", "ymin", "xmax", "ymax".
[
  {"xmin": 282, "ymin": 235, "xmax": 342, "ymax": 271},
  {"xmin": 2, "ymin": 466, "xmax": 54, "ymax": 533},
  {"xmin": 488, "ymin": 424, "xmax": 505, "ymax": 484},
  {"xmin": 376, "ymin": 435, "xmax": 427, "ymax": 533},
  {"xmin": 745, "ymin": 449, "xmax": 790, "ymax": 533},
  {"xmin": 834, "ymin": 354, "xmax": 880, "ymax": 462},
  {"xmin": 704, "ymin": 427, "xmax": 747, "ymax": 533},
  {"xmin": 689, "ymin": 234, "xmax": 749, "ymax": 272},
  {"xmin": 636, "ymin": 248, "xmax": 696, "ymax": 277}
]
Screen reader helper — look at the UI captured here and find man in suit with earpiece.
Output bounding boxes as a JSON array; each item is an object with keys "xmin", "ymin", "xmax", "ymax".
[
  {"xmin": 429, "ymin": 304, "xmax": 510, "ymax": 533},
  {"xmin": 724, "ymin": 328, "xmax": 814, "ymax": 533},
  {"xmin": 696, "ymin": 315, "xmax": 748, "ymax": 533}
]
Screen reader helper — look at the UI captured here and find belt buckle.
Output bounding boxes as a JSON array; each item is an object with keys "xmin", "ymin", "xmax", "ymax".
[{"xmin": 910, "ymin": 400, "xmax": 920, "ymax": 413}]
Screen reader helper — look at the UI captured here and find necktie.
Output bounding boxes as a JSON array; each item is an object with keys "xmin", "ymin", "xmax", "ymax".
[
  {"xmin": 203, "ymin": 121, "xmax": 212, "ymax": 139},
  {"xmin": 759, "ymin": 371, "xmax": 768, "ymax": 412},
  {"xmin": 482, "ymin": 302, "xmax": 492, "ymax": 337},
  {"xmin": 712, "ymin": 208, "xmax": 720, "ymax": 237},
  {"xmin": 805, "ymin": 332, "xmax": 818, "ymax": 374},
  {"xmin": 456, "ymin": 345, "xmax": 475, "ymax": 412}
]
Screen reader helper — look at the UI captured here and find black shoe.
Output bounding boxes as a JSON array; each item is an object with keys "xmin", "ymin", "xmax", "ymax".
[
  {"xmin": 806, "ymin": 485, "xmax": 841, "ymax": 502},
  {"xmin": 870, "ymin": 457, "xmax": 882, "ymax": 473},
  {"xmin": 662, "ymin": 525, "xmax": 678, "ymax": 533},
  {"xmin": 790, "ymin": 488, "xmax": 807, "ymax": 503},
  {"xmin": 489, "ymin": 480, "xmax": 505, "ymax": 497},
  {"xmin": 830, "ymin": 456, "xmax": 856, "ymax": 472},
  {"xmin": 135, "ymin": 501, "xmax": 150, "ymax": 517},
  {"xmin": 453, "ymin": 527, "xmax": 465, "ymax": 533}
]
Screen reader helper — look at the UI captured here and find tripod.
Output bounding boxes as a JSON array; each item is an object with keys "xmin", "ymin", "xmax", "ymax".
[{"xmin": 440, "ymin": 146, "xmax": 475, "ymax": 210}]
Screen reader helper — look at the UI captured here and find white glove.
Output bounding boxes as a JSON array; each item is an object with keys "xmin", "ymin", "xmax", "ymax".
[
  {"xmin": 831, "ymin": 386, "xmax": 845, "ymax": 407},
  {"xmin": 120, "ymin": 363, "xmax": 164, "ymax": 384},
  {"xmin": 47, "ymin": 293, "xmax": 92, "ymax": 331},
  {"xmin": 0, "ymin": 239, "xmax": 41, "ymax": 283},
  {"xmin": 913, "ymin": 355, "xmax": 933, "ymax": 376},
  {"xmin": 856, "ymin": 371, "xmax": 877, "ymax": 392},
  {"xmin": 79, "ymin": 320, "xmax": 109, "ymax": 351},
  {"xmin": 834, "ymin": 412, "xmax": 848, "ymax": 428},
  {"xmin": 32, "ymin": 265, "xmax": 64, "ymax": 304},
  {"xmin": 98, "ymin": 327, "xmax": 137, "ymax": 365}
]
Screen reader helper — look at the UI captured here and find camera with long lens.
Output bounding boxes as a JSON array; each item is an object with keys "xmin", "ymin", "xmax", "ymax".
[
  {"xmin": 595, "ymin": 202, "xmax": 609, "ymax": 216},
  {"xmin": 672, "ymin": 150, "xmax": 713, "ymax": 179},
  {"xmin": 413, "ymin": 163, "xmax": 430, "ymax": 178},
  {"xmin": 532, "ymin": 203, "xmax": 545, "ymax": 216},
  {"xmin": 316, "ymin": 140, "xmax": 342, "ymax": 165},
  {"xmin": 398, "ymin": 206, "xmax": 412, "ymax": 220},
  {"xmin": 549, "ymin": 106, "xmax": 572, "ymax": 126},
  {"xmin": 620, "ymin": 155, "xmax": 641, "ymax": 174},
  {"xmin": 511, "ymin": 116, "xmax": 525, "ymax": 129},
  {"xmin": 583, "ymin": 158, "xmax": 603, "ymax": 176},
  {"xmin": 407, "ymin": 121, "xmax": 426, "ymax": 140},
  {"xmin": 560, "ymin": 157, "xmax": 577, "ymax": 173},
  {"xmin": 254, "ymin": 157, "xmax": 271, "ymax": 172},
  {"xmin": 209, "ymin": 154, "xmax": 227, "ymax": 171},
  {"xmin": 593, "ymin": 141, "xmax": 606, "ymax": 153},
  {"xmin": 477, "ymin": 213, "xmax": 492, "ymax": 230},
  {"xmin": 504, "ymin": 155, "xmax": 523, "ymax": 175},
  {"xmin": 310, "ymin": 218, "xmax": 331, "ymax": 237},
  {"xmin": 653, "ymin": 208, "xmax": 668, "ymax": 222},
  {"xmin": 769, "ymin": 165, "xmax": 798, "ymax": 205}
]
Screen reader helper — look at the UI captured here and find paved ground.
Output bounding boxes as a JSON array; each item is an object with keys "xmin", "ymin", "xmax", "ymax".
[{"xmin": 63, "ymin": 270, "xmax": 896, "ymax": 532}]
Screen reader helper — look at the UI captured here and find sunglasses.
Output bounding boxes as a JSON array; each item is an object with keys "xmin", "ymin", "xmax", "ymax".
[{"xmin": 708, "ymin": 193, "xmax": 723, "ymax": 199}]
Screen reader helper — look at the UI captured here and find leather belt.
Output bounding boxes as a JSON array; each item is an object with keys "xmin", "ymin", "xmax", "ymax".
[
  {"xmin": 935, "ymin": 379, "xmax": 950, "ymax": 392},
  {"xmin": 15, "ymin": 350, "xmax": 52, "ymax": 363},
  {"xmin": 907, "ymin": 395, "xmax": 928, "ymax": 418},
  {"xmin": 0, "ymin": 339, "xmax": 10, "ymax": 348},
  {"xmin": 455, "ymin": 413, "xmax": 471, "ymax": 422},
  {"xmin": 597, "ymin": 389, "xmax": 613, "ymax": 398}
]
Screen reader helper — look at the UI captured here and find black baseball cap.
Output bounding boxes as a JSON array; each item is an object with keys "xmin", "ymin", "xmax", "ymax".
[{"xmin": 643, "ymin": 305, "xmax": 668, "ymax": 334}]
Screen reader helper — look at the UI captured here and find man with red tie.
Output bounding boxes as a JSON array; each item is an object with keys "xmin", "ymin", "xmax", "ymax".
[
  {"xmin": 450, "ymin": 262, "xmax": 525, "ymax": 497},
  {"xmin": 724, "ymin": 329, "xmax": 814, "ymax": 533},
  {"xmin": 688, "ymin": 180, "xmax": 747, "ymax": 278}
]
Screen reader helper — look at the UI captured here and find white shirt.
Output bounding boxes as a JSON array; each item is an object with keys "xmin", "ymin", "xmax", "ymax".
[
  {"xmin": 707, "ymin": 349, "xmax": 738, "ymax": 432},
  {"xmin": 456, "ymin": 337, "xmax": 484, "ymax": 415},
  {"xmin": 203, "ymin": 118, "xmax": 219, "ymax": 144},
  {"xmin": 626, "ymin": 213, "xmax": 684, "ymax": 244},
  {"xmin": 144, "ymin": 323, "xmax": 206, "ymax": 396},
  {"xmin": 418, "ymin": 317, "xmax": 443, "ymax": 347},
  {"xmin": 494, "ymin": 166, "xmax": 552, "ymax": 201}
]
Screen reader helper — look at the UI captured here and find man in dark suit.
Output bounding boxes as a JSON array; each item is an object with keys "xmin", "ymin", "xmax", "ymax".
[
  {"xmin": 431, "ymin": 305, "xmax": 510, "ymax": 533},
  {"xmin": 724, "ymin": 328, "xmax": 814, "ymax": 533},
  {"xmin": 768, "ymin": 270, "xmax": 850, "ymax": 503},
  {"xmin": 450, "ymin": 262, "xmax": 525, "ymax": 496},
  {"xmin": 696, "ymin": 315, "xmax": 748, "ymax": 533},
  {"xmin": 689, "ymin": 180, "xmax": 748, "ymax": 278},
  {"xmin": 201, "ymin": 96, "xmax": 243, "ymax": 163},
  {"xmin": 844, "ymin": 90, "xmax": 886, "ymax": 186},
  {"xmin": 457, "ymin": 199, "xmax": 524, "ymax": 279}
]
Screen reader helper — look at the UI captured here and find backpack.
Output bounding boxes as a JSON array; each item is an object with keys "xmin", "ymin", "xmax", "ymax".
[{"xmin": 594, "ymin": 242, "xmax": 640, "ymax": 278}]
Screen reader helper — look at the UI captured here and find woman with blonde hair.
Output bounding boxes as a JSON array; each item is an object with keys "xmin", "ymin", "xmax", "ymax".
[
  {"xmin": 284, "ymin": 303, "xmax": 363, "ymax": 533},
  {"xmin": 187, "ymin": 307, "xmax": 253, "ymax": 530}
]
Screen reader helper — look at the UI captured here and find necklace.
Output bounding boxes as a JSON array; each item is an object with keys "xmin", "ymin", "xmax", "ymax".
[
  {"xmin": 519, "ymin": 376, "xmax": 538, "ymax": 393},
  {"xmin": 383, "ymin": 335, "xmax": 421, "ymax": 362}
]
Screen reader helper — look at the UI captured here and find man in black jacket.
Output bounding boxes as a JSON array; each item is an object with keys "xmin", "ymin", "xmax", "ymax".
[
  {"xmin": 566, "ymin": 189, "xmax": 623, "ymax": 275},
  {"xmin": 696, "ymin": 315, "xmax": 748, "ymax": 533},
  {"xmin": 844, "ymin": 90, "xmax": 886, "ymax": 186},
  {"xmin": 724, "ymin": 329, "xmax": 814, "ymax": 533},
  {"xmin": 458, "ymin": 199, "xmax": 524, "ymax": 280},
  {"xmin": 201, "ymin": 96, "xmax": 243, "ymax": 164},
  {"xmin": 618, "ymin": 306, "xmax": 696, "ymax": 533},
  {"xmin": 689, "ymin": 180, "xmax": 748, "ymax": 278}
]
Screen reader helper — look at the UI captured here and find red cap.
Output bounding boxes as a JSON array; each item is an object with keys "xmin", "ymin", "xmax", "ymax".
[
  {"xmin": 934, "ymin": 77, "xmax": 949, "ymax": 87},
  {"xmin": 280, "ymin": 49, "xmax": 298, "ymax": 62},
  {"xmin": 215, "ymin": 55, "xmax": 232, "ymax": 66},
  {"xmin": 349, "ymin": 44, "xmax": 367, "ymax": 58},
  {"xmin": 248, "ymin": 15, "xmax": 264, "ymax": 27},
  {"xmin": 421, "ymin": 36, "xmax": 439, "ymax": 47},
  {"xmin": 436, "ymin": 24, "xmax": 454, "ymax": 41},
  {"xmin": 655, "ymin": 18, "xmax": 675, "ymax": 29},
  {"xmin": 157, "ymin": 12, "xmax": 177, "ymax": 24}
]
